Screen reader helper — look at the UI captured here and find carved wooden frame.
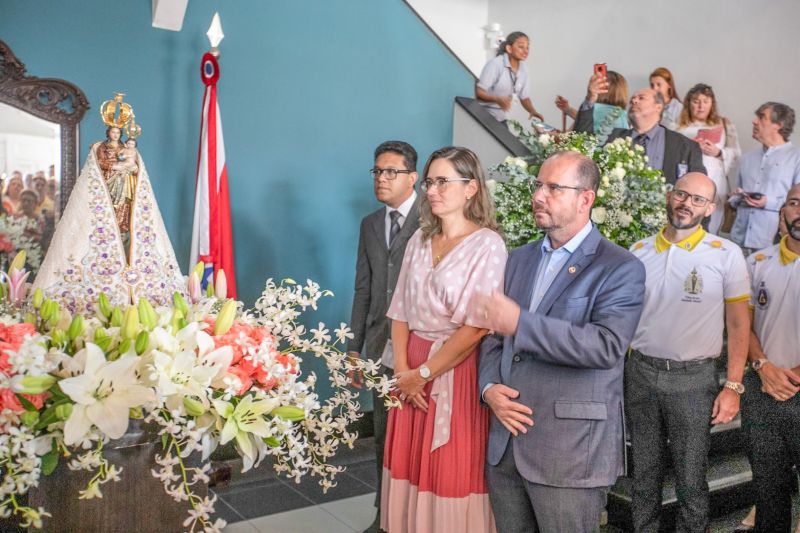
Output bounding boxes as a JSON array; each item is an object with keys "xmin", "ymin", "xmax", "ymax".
[{"xmin": 0, "ymin": 39, "xmax": 89, "ymax": 212}]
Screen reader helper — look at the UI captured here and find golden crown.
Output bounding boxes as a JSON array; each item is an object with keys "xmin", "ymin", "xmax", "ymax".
[
  {"xmin": 100, "ymin": 92, "xmax": 134, "ymax": 130},
  {"xmin": 125, "ymin": 114, "xmax": 142, "ymax": 139}
]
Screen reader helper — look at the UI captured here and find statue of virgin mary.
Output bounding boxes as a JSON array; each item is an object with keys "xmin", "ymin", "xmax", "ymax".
[{"xmin": 32, "ymin": 94, "xmax": 186, "ymax": 314}]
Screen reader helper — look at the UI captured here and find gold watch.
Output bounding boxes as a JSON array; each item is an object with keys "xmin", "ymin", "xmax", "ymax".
[{"xmin": 724, "ymin": 380, "xmax": 745, "ymax": 395}]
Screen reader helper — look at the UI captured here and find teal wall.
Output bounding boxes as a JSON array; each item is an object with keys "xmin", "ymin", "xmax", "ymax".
[{"xmin": 1, "ymin": 1, "xmax": 473, "ymax": 397}]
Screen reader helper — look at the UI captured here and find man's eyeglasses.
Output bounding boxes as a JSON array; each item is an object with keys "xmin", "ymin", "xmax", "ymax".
[
  {"xmin": 528, "ymin": 179, "xmax": 585, "ymax": 196},
  {"xmin": 671, "ymin": 189, "xmax": 711, "ymax": 207},
  {"xmin": 370, "ymin": 168, "xmax": 412, "ymax": 180},
  {"xmin": 421, "ymin": 177, "xmax": 473, "ymax": 192}
]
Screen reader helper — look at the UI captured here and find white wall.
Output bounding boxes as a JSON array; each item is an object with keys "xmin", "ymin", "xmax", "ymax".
[
  {"xmin": 452, "ymin": 104, "xmax": 514, "ymax": 170},
  {"xmin": 406, "ymin": 0, "xmax": 490, "ymax": 76},
  {"xmin": 489, "ymin": 0, "xmax": 800, "ymax": 150}
]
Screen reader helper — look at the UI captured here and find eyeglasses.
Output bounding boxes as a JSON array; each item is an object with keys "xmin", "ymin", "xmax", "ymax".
[
  {"xmin": 370, "ymin": 168, "xmax": 412, "ymax": 180},
  {"xmin": 528, "ymin": 179, "xmax": 585, "ymax": 196},
  {"xmin": 421, "ymin": 177, "xmax": 473, "ymax": 192},
  {"xmin": 671, "ymin": 189, "xmax": 711, "ymax": 207}
]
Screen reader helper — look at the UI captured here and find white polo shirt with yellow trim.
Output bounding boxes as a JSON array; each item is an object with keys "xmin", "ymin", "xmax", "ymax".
[
  {"xmin": 630, "ymin": 227, "xmax": 750, "ymax": 361},
  {"xmin": 747, "ymin": 236, "xmax": 800, "ymax": 369}
]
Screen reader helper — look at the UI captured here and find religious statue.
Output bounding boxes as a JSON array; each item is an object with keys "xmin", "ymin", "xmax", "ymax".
[
  {"xmin": 32, "ymin": 93, "xmax": 186, "ymax": 313},
  {"xmin": 97, "ymin": 129, "xmax": 139, "ymax": 237}
]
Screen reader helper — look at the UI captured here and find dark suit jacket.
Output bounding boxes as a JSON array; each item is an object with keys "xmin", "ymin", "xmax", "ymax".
[
  {"xmin": 575, "ymin": 107, "xmax": 706, "ymax": 184},
  {"xmin": 348, "ymin": 197, "xmax": 420, "ymax": 362},
  {"xmin": 478, "ymin": 227, "xmax": 646, "ymax": 488}
]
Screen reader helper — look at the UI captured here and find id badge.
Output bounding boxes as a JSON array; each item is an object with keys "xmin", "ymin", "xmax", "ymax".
[
  {"xmin": 380, "ymin": 339, "xmax": 394, "ymax": 369},
  {"xmin": 677, "ymin": 163, "xmax": 688, "ymax": 178}
]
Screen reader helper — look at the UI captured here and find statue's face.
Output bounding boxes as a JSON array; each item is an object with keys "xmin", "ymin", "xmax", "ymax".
[
  {"xmin": 108, "ymin": 127, "xmax": 121, "ymax": 142},
  {"xmin": 125, "ymin": 139, "xmax": 136, "ymax": 149}
]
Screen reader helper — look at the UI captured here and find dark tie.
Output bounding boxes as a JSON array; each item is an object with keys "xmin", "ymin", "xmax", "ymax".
[
  {"xmin": 635, "ymin": 134, "xmax": 649, "ymax": 152},
  {"xmin": 388, "ymin": 210, "xmax": 402, "ymax": 247}
]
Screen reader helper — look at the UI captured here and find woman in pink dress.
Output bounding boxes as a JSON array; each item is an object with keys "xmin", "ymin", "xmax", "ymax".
[{"xmin": 381, "ymin": 146, "xmax": 507, "ymax": 533}]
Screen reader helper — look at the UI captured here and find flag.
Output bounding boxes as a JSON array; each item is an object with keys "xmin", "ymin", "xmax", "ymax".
[{"xmin": 190, "ymin": 52, "xmax": 236, "ymax": 298}]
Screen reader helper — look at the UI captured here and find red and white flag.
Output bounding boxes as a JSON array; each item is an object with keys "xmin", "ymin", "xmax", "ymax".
[{"xmin": 190, "ymin": 52, "xmax": 237, "ymax": 298}]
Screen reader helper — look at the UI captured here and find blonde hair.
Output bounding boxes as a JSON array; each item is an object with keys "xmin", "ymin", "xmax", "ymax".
[
  {"xmin": 597, "ymin": 70, "xmax": 629, "ymax": 109},
  {"xmin": 419, "ymin": 146, "xmax": 499, "ymax": 241},
  {"xmin": 678, "ymin": 83, "xmax": 723, "ymax": 128}
]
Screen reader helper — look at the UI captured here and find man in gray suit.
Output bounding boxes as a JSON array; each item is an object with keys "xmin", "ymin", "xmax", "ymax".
[
  {"xmin": 477, "ymin": 151, "xmax": 646, "ymax": 532},
  {"xmin": 348, "ymin": 140, "xmax": 419, "ymax": 532}
]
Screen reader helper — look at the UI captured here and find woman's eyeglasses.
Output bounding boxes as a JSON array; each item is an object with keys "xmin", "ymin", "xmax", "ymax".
[{"xmin": 421, "ymin": 177, "xmax": 474, "ymax": 192}]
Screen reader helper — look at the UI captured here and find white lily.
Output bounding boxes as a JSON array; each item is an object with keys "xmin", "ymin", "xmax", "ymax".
[
  {"xmin": 146, "ymin": 346, "xmax": 230, "ymax": 411},
  {"xmin": 213, "ymin": 395, "xmax": 278, "ymax": 468},
  {"xmin": 59, "ymin": 343, "xmax": 155, "ymax": 445}
]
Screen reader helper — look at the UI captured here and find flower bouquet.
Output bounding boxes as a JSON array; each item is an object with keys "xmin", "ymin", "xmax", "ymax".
[
  {"xmin": 0, "ymin": 253, "xmax": 393, "ymax": 531},
  {"xmin": 489, "ymin": 121, "xmax": 668, "ymax": 249},
  {"xmin": 0, "ymin": 215, "xmax": 43, "ymax": 271}
]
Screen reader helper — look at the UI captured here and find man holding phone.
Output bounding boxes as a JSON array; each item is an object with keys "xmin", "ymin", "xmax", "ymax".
[
  {"xmin": 730, "ymin": 102, "xmax": 800, "ymax": 254},
  {"xmin": 575, "ymin": 79, "xmax": 705, "ymax": 184}
]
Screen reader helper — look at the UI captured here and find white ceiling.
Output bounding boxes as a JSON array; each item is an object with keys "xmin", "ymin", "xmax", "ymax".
[{"xmin": 0, "ymin": 102, "xmax": 60, "ymax": 138}]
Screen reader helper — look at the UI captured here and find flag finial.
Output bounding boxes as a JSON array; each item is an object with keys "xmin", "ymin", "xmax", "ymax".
[{"xmin": 207, "ymin": 13, "xmax": 224, "ymax": 55}]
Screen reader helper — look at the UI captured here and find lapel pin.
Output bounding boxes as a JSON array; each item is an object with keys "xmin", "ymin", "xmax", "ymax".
[{"xmin": 568, "ymin": 266, "xmax": 577, "ymax": 274}]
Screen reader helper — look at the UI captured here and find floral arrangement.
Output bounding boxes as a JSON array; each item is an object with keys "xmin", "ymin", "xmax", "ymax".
[
  {"xmin": 0, "ymin": 215, "xmax": 43, "ymax": 271},
  {"xmin": 489, "ymin": 121, "xmax": 668, "ymax": 249},
  {"xmin": 0, "ymin": 253, "xmax": 393, "ymax": 531}
]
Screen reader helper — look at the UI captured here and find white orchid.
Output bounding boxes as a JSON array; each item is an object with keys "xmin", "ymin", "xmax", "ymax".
[{"xmin": 59, "ymin": 344, "xmax": 155, "ymax": 445}]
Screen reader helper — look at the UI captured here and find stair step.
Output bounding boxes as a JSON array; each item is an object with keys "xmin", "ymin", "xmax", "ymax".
[{"xmin": 608, "ymin": 452, "xmax": 753, "ymax": 531}]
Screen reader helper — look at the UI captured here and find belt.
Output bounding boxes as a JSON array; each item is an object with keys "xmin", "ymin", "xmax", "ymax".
[{"xmin": 630, "ymin": 349, "xmax": 716, "ymax": 371}]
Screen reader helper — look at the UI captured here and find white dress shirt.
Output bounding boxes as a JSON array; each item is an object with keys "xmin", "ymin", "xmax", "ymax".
[{"xmin": 384, "ymin": 190, "xmax": 417, "ymax": 247}]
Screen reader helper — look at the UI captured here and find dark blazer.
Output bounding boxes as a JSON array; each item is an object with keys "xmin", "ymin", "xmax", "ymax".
[
  {"xmin": 478, "ymin": 227, "xmax": 646, "ymax": 488},
  {"xmin": 348, "ymin": 197, "xmax": 420, "ymax": 362},
  {"xmin": 575, "ymin": 107, "xmax": 705, "ymax": 184}
]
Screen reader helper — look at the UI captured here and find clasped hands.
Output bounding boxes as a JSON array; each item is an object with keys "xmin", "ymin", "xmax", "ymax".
[{"xmin": 393, "ymin": 368, "xmax": 429, "ymax": 412}]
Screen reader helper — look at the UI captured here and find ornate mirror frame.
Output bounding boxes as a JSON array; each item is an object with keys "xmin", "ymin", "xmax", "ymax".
[{"xmin": 0, "ymin": 39, "xmax": 90, "ymax": 213}]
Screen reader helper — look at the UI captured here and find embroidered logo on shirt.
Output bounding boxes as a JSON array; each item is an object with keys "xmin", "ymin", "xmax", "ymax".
[
  {"xmin": 756, "ymin": 282, "xmax": 769, "ymax": 309},
  {"xmin": 754, "ymin": 253, "xmax": 766, "ymax": 262},
  {"xmin": 710, "ymin": 240, "xmax": 722, "ymax": 248},
  {"xmin": 633, "ymin": 242, "xmax": 645, "ymax": 251},
  {"xmin": 684, "ymin": 268, "xmax": 703, "ymax": 295}
]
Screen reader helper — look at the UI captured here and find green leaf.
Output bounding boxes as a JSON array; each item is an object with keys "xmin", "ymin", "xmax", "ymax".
[
  {"xmin": 264, "ymin": 437, "xmax": 281, "ymax": 448},
  {"xmin": 15, "ymin": 394, "xmax": 38, "ymax": 412},
  {"xmin": 41, "ymin": 451, "xmax": 59, "ymax": 476},
  {"xmin": 161, "ymin": 433, "xmax": 168, "ymax": 450}
]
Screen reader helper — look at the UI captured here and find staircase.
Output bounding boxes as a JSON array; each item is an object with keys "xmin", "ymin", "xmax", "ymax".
[{"xmin": 606, "ymin": 361, "xmax": 754, "ymax": 531}]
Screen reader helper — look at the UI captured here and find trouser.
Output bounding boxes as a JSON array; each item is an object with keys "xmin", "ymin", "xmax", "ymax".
[
  {"xmin": 624, "ymin": 352, "xmax": 718, "ymax": 533},
  {"xmin": 742, "ymin": 371, "xmax": 800, "ymax": 533},
  {"xmin": 373, "ymin": 364, "xmax": 391, "ymax": 508},
  {"xmin": 486, "ymin": 443, "xmax": 607, "ymax": 533}
]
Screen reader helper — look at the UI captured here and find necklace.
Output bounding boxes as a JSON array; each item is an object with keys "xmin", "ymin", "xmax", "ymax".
[{"xmin": 432, "ymin": 230, "xmax": 476, "ymax": 267}]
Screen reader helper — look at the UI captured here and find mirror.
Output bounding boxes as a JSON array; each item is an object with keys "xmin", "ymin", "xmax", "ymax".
[{"xmin": 0, "ymin": 39, "xmax": 89, "ymax": 276}]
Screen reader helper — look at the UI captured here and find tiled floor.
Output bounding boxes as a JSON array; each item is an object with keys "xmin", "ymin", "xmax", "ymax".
[{"xmin": 212, "ymin": 438, "xmax": 796, "ymax": 533}]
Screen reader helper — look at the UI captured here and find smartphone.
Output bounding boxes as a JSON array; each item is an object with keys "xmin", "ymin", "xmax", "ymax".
[
  {"xmin": 593, "ymin": 63, "xmax": 607, "ymax": 78},
  {"xmin": 746, "ymin": 192, "xmax": 764, "ymax": 200}
]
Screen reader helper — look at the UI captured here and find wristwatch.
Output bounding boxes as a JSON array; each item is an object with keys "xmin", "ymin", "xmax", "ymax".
[
  {"xmin": 751, "ymin": 358, "xmax": 769, "ymax": 371},
  {"xmin": 724, "ymin": 380, "xmax": 745, "ymax": 395},
  {"xmin": 418, "ymin": 364, "xmax": 432, "ymax": 380}
]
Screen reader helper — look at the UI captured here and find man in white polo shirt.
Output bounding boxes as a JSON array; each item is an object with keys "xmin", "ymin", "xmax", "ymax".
[
  {"xmin": 742, "ymin": 183, "xmax": 800, "ymax": 533},
  {"xmin": 627, "ymin": 172, "xmax": 751, "ymax": 533}
]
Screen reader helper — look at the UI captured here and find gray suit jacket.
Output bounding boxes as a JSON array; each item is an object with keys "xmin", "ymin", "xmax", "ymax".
[
  {"xmin": 575, "ymin": 107, "xmax": 705, "ymax": 184},
  {"xmin": 348, "ymin": 198, "xmax": 420, "ymax": 363},
  {"xmin": 478, "ymin": 227, "xmax": 645, "ymax": 488}
]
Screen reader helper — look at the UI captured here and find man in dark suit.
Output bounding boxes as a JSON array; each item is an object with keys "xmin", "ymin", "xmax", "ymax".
[
  {"xmin": 348, "ymin": 140, "xmax": 419, "ymax": 532},
  {"xmin": 576, "ymin": 87, "xmax": 705, "ymax": 184},
  {"xmin": 476, "ymin": 151, "xmax": 646, "ymax": 532}
]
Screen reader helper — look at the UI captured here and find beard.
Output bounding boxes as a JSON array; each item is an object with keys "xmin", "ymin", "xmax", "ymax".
[
  {"xmin": 667, "ymin": 203, "xmax": 705, "ymax": 230},
  {"xmin": 785, "ymin": 213, "xmax": 800, "ymax": 240}
]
